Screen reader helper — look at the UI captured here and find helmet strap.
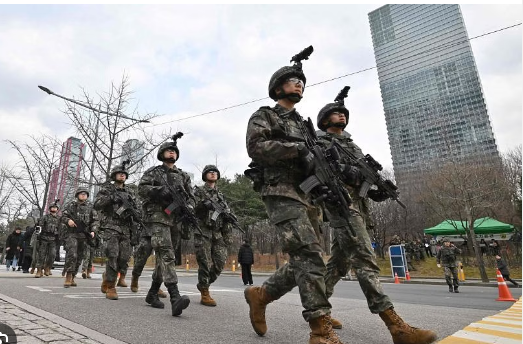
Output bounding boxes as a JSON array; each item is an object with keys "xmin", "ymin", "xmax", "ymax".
[{"xmin": 277, "ymin": 92, "xmax": 302, "ymax": 103}]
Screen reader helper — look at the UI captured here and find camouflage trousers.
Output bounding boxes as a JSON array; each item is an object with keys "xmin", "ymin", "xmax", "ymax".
[
  {"xmin": 31, "ymin": 239, "xmax": 40, "ymax": 269},
  {"xmin": 150, "ymin": 223, "xmax": 181, "ymax": 285},
  {"xmin": 64, "ymin": 234, "xmax": 87, "ymax": 274},
  {"xmin": 262, "ymin": 196, "xmax": 331, "ymax": 322},
  {"xmin": 82, "ymin": 245, "xmax": 95, "ymax": 271},
  {"xmin": 102, "ymin": 230, "xmax": 131, "ymax": 283},
  {"xmin": 36, "ymin": 237, "xmax": 56, "ymax": 270},
  {"xmin": 324, "ymin": 206, "xmax": 393, "ymax": 314},
  {"xmin": 444, "ymin": 266, "xmax": 459, "ymax": 287},
  {"xmin": 132, "ymin": 236, "xmax": 158, "ymax": 281},
  {"xmin": 195, "ymin": 234, "xmax": 228, "ymax": 288}
]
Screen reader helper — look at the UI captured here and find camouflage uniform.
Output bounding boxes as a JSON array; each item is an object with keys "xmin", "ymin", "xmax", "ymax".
[
  {"xmin": 436, "ymin": 242, "xmax": 461, "ymax": 290},
  {"xmin": 193, "ymin": 184, "xmax": 232, "ymax": 289},
  {"xmin": 94, "ymin": 183, "xmax": 138, "ymax": 284},
  {"xmin": 36, "ymin": 213, "xmax": 60, "ymax": 271},
  {"xmin": 82, "ymin": 245, "xmax": 95, "ymax": 274},
  {"xmin": 319, "ymin": 132, "xmax": 393, "ymax": 313},
  {"xmin": 61, "ymin": 200, "xmax": 98, "ymax": 275},
  {"xmin": 246, "ymin": 103, "xmax": 331, "ymax": 322},
  {"xmin": 138, "ymin": 164, "xmax": 195, "ymax": 287}
]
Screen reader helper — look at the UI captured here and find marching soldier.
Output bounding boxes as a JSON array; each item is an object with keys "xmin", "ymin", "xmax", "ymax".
[
  {"xmin": 35, "ymin": 200, "xmax": 60, "ymax": 277},
  {"xmin": 61, "ymin": 187, "xmax": 98, "ymax": 288},
  {"xmin": 317, "ymin": 87, "xmax": 436, "ymax": 344},
  {"xmin": 436, "ymin": 237, "xmax": 461, "ymax": 293},
  {"xmin": 193, "ymin": 164, "xmax": 234, "ymax": 306},
  {"xmin": 138, "ymin": 134, "xmax": 193, "ymax": 317},
  {"xmin": 94, "ymin": 161, "xmax": 139, "ymax": 300}
]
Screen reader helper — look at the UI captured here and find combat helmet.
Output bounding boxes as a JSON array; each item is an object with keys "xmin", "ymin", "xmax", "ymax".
[
  {"xmin": 202, "ymin": 164, "xmax": 221, "ymax": 181},
  {"xmin": 48, "ymin": 199, "xmax": 60, "ymax": 211},
  {"xmin": 317, "ymin": 86, "xmax": 351, "ymax": 131},
  {"xmin": 110, "ymin": 159, "xmax": 130, "ymax": 181},
  {"xmin": 157, "ymin": 132, "xmax": 183, "ymax": 161},
  {"xmin": 441, "ymin": 237, "xmax": 451, "ymax": 243},
  {"xmin": 268, "ymin": 46, "xmax": 313, "ymax": 101},
  {"xmin": 75, "ymin": 186, "xmax": 90, "ymax": 198}
]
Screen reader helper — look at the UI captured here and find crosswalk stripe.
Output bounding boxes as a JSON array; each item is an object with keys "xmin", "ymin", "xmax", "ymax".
[
  {"xmin": 477, "ymin": 320, "xmax": 522, "ymax": 329},
  {"xmin": 462, "ymin": 325, "xmax": 522, "ymax": 339}
]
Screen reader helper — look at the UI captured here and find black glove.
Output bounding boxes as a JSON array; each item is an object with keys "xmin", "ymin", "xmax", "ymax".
[
  {"xmin": 341, "ymin": 164, "xmax": 362, "ymax": 186},
  {"xmin": 368, "ymin": 189, "xmax": 390, "ymax": 202},
  {"xmin": 152, "ymin": 186, "xmax": 172, "ymax": 202},
  {"xmin": 297, "ymin": 143, "xmax": 315, "ymax": 174},
  {"xmin": 203, "ymin": 200, "xmax": 214, "ymax": 210},
  {"xmin": 112, "ymin": 193, "xmax": 122, "ymax": 204}
]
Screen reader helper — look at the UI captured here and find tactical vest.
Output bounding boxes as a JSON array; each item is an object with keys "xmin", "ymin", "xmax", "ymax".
[{"xmin": 42, "ymin": 214, "xmax": 60, "ymax": 237}]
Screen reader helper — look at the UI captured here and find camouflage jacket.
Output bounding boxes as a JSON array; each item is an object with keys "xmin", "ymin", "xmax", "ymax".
[
  {"xmin": 194, "ymin": 183, "xmax": 232, "ymax": 240},
  {"xmin": 436, "ymin": 245, "xmax": 461, "ymax": 267},
  {"xmin": 138, "ymin": 164, "xmax": 195, "ymax": 226},
  {"xmin": 94, "ymin": 182, "xmax": 140, "ymax": 234},
  {"xmin": 246, "ymin": 104, "xmax": 311, "ymax": 204},
  {"xmin": 318, "ymin": 131, "xmax": 374, "ymax": 227},
  {"xmin": 61, "ymin": 199, "xmax": 99, "ymax": 237},
  {"xmin": 40, "ymin": 213, "xmax": 60, "ymax": 238}
]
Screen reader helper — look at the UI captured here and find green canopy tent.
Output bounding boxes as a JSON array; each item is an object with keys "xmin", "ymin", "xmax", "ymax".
[{"xmin": 424, "ymin": 217, "xmax": 514, "ymax": 240}]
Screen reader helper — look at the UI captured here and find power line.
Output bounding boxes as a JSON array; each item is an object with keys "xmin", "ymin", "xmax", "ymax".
[{"xmin": 145, "ymin": 22, "xmax": 520, "ymax": 127}]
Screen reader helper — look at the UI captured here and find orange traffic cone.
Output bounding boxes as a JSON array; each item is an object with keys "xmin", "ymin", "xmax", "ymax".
[
  {"xmin": 405, "ymin": 270, "xmax": 411, "ymax": 281},
  {"xmin": 91, "ymin": 266, "xmax": 95, "ymax": 273},
  {"xmin": 496, "ymin": 269, "xmax": 516, "ymax": 302},
  {"xmin": 394, "ymin": 272, "xmax": 400, "ymax": 284}
]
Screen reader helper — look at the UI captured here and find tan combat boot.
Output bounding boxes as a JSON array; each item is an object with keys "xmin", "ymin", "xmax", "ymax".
[
  {"xmin": 198, "ymin": 284, "xmax": 217, "ymax": 307},
  {"xmin": 117, "ymin": 273, "xmax": 128, "ymax": 287},
  {"xmin": 158, "ymin": 289, "xmax": 167, "ymax": 298},
  {"xmin": 45, "ymin": 267, "xmax": 51, "ymax": 276},
  {"xmin": 379, "ymin": 307, "xmax": 437, "ymax": 344},
  {"xmin": 70, "ymin": 274, "xmax": 77, "ymax": 287},
  {"xmin": 86, "ymin": 269, "xmax": 91, "ymax": 279},
  {"xmin": 34, "ymin": 268, "xmax": 42, "ymax": 278},
  {"xmin": 308, "ymin": 315, "xmax": 343, "ymax": 344},
  {"xmin": 64, "ymin": 272, "xmax": 73, "ymax": 288},
  {"xmin": 131, "ymin": 274, "xmax": 139, "ymax": 292},
  {"xmin": 330, "ymin": 317, "xmax": 343, "ymax": 330},
  {"xmin": 244, "ymin": 286, "xmax": 273, "ymax": 336},
  {"xmin": 30, "ymin": 267, "xmax": 35, "ymax": 274},
  {"xmin": 82, "ymin": 269, "xmax": 87, "ymax": 279},
  {"xmin": 106, "ymin": 281, "xmax": 119, "ymax": 300},
  {"xmin": 101, "ymin": 272, "xmax": 108, "ymax": 293}
]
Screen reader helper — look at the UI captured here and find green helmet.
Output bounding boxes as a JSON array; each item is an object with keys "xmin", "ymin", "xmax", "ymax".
[
  {"xmin": 157, "ymin": 132, "xmax": 183, "ymax": 161},
  {"xmin": 317, "ymin": 86, "xmax": 351, "ymax": 131},
  {"xmin": 110, "ymin": 160, "xmax": 130, "ymax": 181},
  {"xmin": 268, "ymin": 66, "xmax": 306, "ymax": 101},
  {"xmin": 202, "ymin": 164, "xmax": 220, "ymax": 181},
  {"xmin": 48, "ymin": 199, "xmax": 60, "ymax": 211},
  {"xmin": 442, "ymin": 237, "xmax": 450, "ymax": 243},
  {"xmin": 75, "ymin": 186, "xmax": 90, "ymax": 198}
]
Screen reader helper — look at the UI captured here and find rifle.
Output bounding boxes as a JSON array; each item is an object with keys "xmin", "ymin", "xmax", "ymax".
[
  {"xmin": 68, "ymin": 215, "xmax": 97, "ymax": 247},
  {"xmin": 330, "ymin": 143, "xmax": 406, "ymax": 209},
  {"xmin": 159, "ymin": 173, "xmax": 205, "ymax": 237},
  {"xmin": 113, "ymin": 188, "xmax": 145, "ymax": 245},
  {"xmin": 207, "ymin": 198, "xmax": 245, "ymax": 234},
  {"xmin": 290, "ymin": 110, "xmax": 356, "ymax": 236}
]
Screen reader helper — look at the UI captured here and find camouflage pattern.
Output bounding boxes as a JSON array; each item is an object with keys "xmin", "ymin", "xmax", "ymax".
[
  {"xmin": 138, "ymin": 164, "xmax": 195, "ymax": 286},
  {"xmin": 132, "ymin": 236, "xmax": 153, "ymax": 277},
  {"xmin": 246, "ymin": 104, "xmax": 332, "ymax": 322},
  {"xmin": 61, "ymin": 199, "xmax": 99, "ymax": 274},
  {"xmin": 437, "ymin": 245, "xmax": 461, "ymax": 287},
  {"xmin": 94, "ymin": 182, "xmax": 139, "ymax": 282},
  {"xmin": 319, "ymin": 131, "xmax": 393, "ymax": 314},
  {"xmin": 36, "ymin": 213, "xmax": 60, "ymax": 270},
  {"xmin": 193, "ymin": 184, "xmax": 232, "ymax": 288},
  {"xmin": 82, "ymin": 245, "xmax": 95, "ymax": 271},
  {"xmin": 30, "ymin": 232, "xmax": 39, "ymax": 270}
]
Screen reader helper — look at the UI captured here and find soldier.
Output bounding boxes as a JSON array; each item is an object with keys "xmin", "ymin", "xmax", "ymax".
[
  {"xmin": 138, "ymin": 134, "xmax": 193, "ymax": 316},
  {"xmin": 35, "ymin": 201, "xmax": 60, "ymax": 277},
  {"xmin": 244, "ymin": 47, "xmax": 342, "ymax": 344},
  {"xmin": 61, "ymin": 187, "xmax": 98, "ymax": 288},
  {"xmin": 436, "ymin": 237, "xmax": 461, "ymax": 293},
  {"xmin": 93, "ymin": 162, "xmax": 139, "ymax": 300},
  {"xmin": 317, "ymin": 88, "xmax": 437, "ymax": 344},
  {"xmin": 193, "ymin": 164, "xmax": 234, "ymax": 307}
]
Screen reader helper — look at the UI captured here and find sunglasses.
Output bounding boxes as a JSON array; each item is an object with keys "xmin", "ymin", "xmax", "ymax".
[{"xmin": 285, "ymin": 77, "xmax": 305, "ymax": 89}]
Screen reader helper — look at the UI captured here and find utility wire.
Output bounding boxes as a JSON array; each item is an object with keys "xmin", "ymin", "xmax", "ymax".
[{"xmin": 146, "ymin": 22, "xmax": 521, "ymax": 127}]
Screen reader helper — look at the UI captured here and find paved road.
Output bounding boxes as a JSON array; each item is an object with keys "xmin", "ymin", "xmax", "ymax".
[{"xmin": 0, "ymin": 266, "xmax": 521, "ymax": 344}]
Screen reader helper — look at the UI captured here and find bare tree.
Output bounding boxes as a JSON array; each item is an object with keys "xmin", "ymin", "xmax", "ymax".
[{"xmin": 0, "ymin": 165, "xmax": 16, "ymax": 222}]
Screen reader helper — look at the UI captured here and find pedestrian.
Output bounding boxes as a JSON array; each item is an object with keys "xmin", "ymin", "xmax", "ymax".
[
  {"xmin": 19, "ymin": 226, "xmax": 36, "ymax": 274},
  {"xmin": 61, "ymin": 187, "xmax": 98, "ymax": 288},
  {"xmin": 35, "ymin": 201, "xmax": 60, "ymax": 277},
  {"xmin": 4, "ymin": 227, "xmax": 22, "ymax": 271},
  {"xmin": 244, "ymin": 47, "xmax": 343, "ymax": 343},
  {"xmin": 193, "ymin": 164, "xmax": 235, "ymax": 307},
  {"xmin": 316, "ymin": 87, "xmax": 436, "ymax": 344},
  {"xmin": 489, "ymin": 239, "xmax": 500, "ymax": 256},
  {"xmin": 495, "ymin": 255, "xmax": 519, "ymax": 287},
  {"xmin": 436, "ymin": 237, "xmax": 461, "ymax": 293},
  {"xmin": 238, "ymin": 239, "xmax": 254, "ymax": 286},
  {"xmin": 138, "ymin": 134, "xmax": 193, "ymax": 316}
]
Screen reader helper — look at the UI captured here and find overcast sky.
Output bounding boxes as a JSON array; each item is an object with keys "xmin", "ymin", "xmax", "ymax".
[{"xmin": 0, "ymin": 3, "xmax": 521, "ymax": 183}]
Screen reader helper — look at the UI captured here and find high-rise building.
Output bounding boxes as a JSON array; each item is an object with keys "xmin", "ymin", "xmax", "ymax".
[
  {"xmin": 368, "ymin": 4, "xmax": 499, "ymax": 193},
  {"xmin": 45, "ymin": 137, "xmax": 85, "ymax": 212},
  {"xmin": 120, "ymin": 139, "xmax": 145, "ymax": 179}
]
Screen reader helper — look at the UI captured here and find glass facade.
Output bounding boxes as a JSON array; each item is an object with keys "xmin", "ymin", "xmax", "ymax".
[{"xmin": 368, "ymin": 4, "xmax": 499, "ymax": 192}]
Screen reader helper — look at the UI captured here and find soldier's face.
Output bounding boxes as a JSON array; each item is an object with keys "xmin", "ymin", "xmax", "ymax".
[
  {"xmin": 328, "ymin": 112, "xmax": 346, "ymax": 125},
  {"xmin": 115, "ymin": 173, "xmax": 127, "ymax": 182},
  {"xmin": 163, "ymin": 149, "xmax": 178, "ymax": 161},
  {"xmin": 444, "ymin": 241, "xmax": 451, "ymax": 246},
  {"xmin": 281, "ymin": 78, "xmax": 303, "ymax": 96},
  {"xmin": 50, "ymin": 207, "xmax": 58, "ymax": 213},
  {"xmin": 206, "ymin": 171, "xmax": 218, "ymax": 182},
  {"xmin": 77, "ymin": 192, "xmax": 88, "ymax": 201}
]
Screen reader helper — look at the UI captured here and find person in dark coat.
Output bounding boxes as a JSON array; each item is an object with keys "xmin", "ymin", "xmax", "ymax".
[
  {"xmin": 19, "ymin": 226, "xmax": 37, "ymax": 273},
  {"xmin": 5, "ymin": 227, "xmax": 22, "ymax": 271},
  {"xmin": 238, "ymin": 240, "xmax": 254, "ymax": 286},
  {"xmin": 496, "ymin": 255, "xmax": 519, "ymax": 287}
]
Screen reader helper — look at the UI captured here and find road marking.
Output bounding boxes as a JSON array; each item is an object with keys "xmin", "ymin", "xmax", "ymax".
[{"xmin": 438, "ymin": 297, "xmax": 522, "ymax": 344}]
